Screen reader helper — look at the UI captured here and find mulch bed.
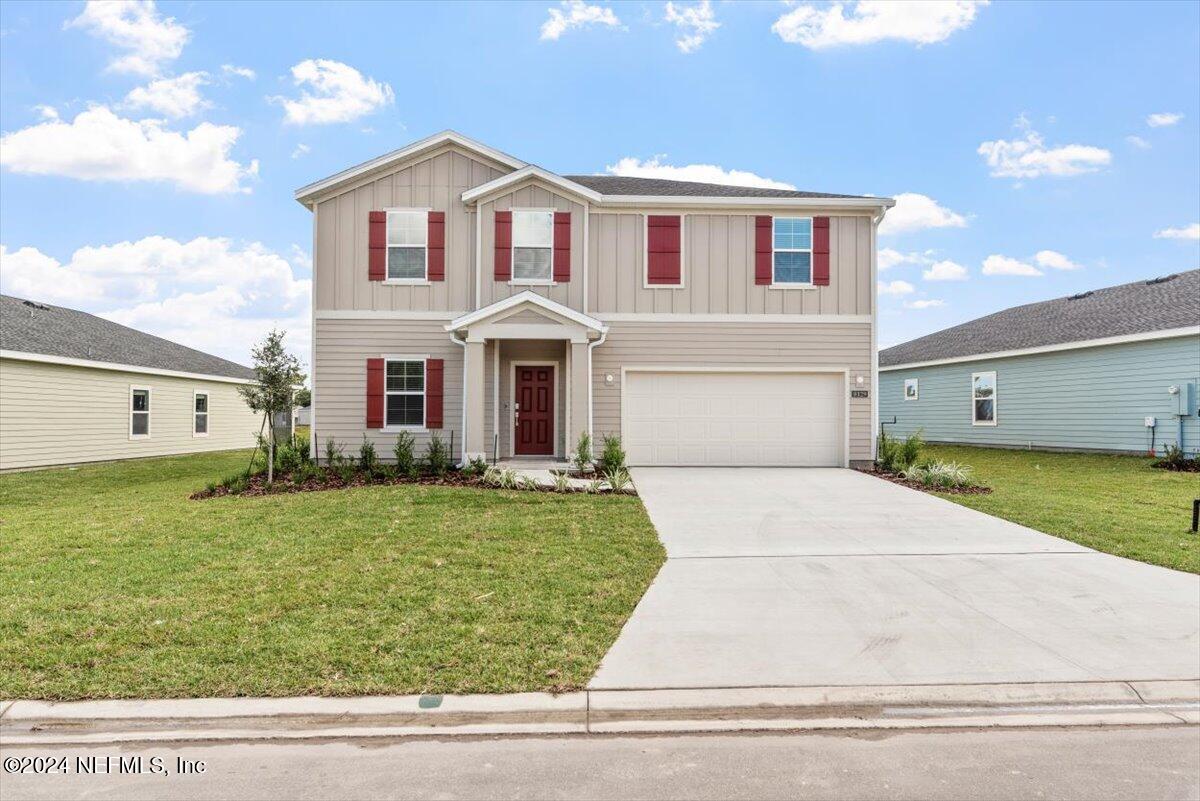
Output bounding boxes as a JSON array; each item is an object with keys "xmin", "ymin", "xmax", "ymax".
[
  {"xmin": 856, "ymin": 468, "xmax": 993, "ymax": 495},
  {"xmin": 1151, "ymin": 460, "xmax": 1200, "ymax": 473}
]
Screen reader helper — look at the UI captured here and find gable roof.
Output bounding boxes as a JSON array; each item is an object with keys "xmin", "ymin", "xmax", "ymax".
[
  {"xmin": 445, "ymin": 291, "xmax": 606, "ymax": 334},
  {"xmin": 878, "ymin": 270, "xmax": 1200, "ymax": 369},
  {"xmin": 0, "ymin": 295, "xmax": 256, "ymax": 381}
]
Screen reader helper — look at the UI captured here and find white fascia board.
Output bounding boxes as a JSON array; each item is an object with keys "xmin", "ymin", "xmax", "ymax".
[
  {"xmin": 595, "ymin": 313, "xmax": 871, "ymax": 324},
  {"xmin": 294, "ymin": 130, "xmax": 527, "ymax": 206},
  {"xmin": 1, "ymin": 350, "xmax": 255, "ymax": 384},
  {"xmin": 878, "ymin": 326, "xmax": 1200, "ymax": 372},
  {"xmin": 460, "ymin": 166, "xmax": 603, "ymax": 204},
  {"xmin": 444, "ymin": 291, "xmax": 606, "ymax": 333},
  {"xmin": 597, "ymin": 195, "xmax": 895, "ymax": 210}
]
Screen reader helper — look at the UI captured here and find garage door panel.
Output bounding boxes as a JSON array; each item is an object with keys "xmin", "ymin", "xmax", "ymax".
[{"xmin": 624, "ymin": 371, "xmax": 844, "ymax": 467}]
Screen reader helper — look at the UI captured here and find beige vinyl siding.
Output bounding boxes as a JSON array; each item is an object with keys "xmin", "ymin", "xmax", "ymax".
[
  {"xmin": 588, "ymin": 212, "xmax": 873, "ymax": 316},
  {"xmin": 0, "ymin": 358, "xmax": 258, "ymax": 471},
  {"xmin": 312, "ymin": 144, "xmax": 509, "ymax": 313},
  {"xmin": 590, "ymin": 322, "xmax": 873, "ymax": 462},
  {"xmin": 313, "ymin": 319, "xmax": 464, "ymax": 458}
]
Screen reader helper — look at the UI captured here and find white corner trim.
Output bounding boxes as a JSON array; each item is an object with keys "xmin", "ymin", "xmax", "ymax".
[
  {"xmin": 594, "ymin": 313, "xmax": 871, "ymax": 324},
  {"xmin": 878, "ymin": 326, "xmax": 1200, "ymax": 372},
  {"xmin": 461, "ymin": 166, "xmax": 603, "ymax": 204},
  {"xmin": 1, "ymin": 350, "xmax": 254, "ymax": 385},
  {"xmin": 445, "ymin": 291, "xmax": 607, "ymax": 333},
  {"xmin": 315, "ymin": 310, "xmax": 462, "ymax": 320}
]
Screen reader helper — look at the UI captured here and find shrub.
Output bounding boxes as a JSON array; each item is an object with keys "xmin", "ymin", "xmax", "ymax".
[
  {"xmin": 219, "ymin": 473, "xmax": 249, "ymax": 494},
  {"xmin": 518, "ymin": 475, "xmax": 542, "ymax": 492},
  {"xmin": 573, "ymin": 431, "xmax": 593, "ymax": 472},
  {"xmin": 877, "ymin": 430, "xmax": 923, "ymax": 473},
  {"xmin": 604, "ymin": 467, "xmax": 632, "ymax": 493},
  {"xmin": 552, "ymin": 471, "xmax": 572, "ymax": 493},
  {"xmin": 586, "ymin": 478, "xmax": 605, "ymax": 494},
  {"xmin": 483, "ymin": 466, "xmax": 518, "ymax": 489},
  {"xmin": 599, "ymin": 434, "xmax": 626, "ymax": 475},
  {"xmin": 462, "ymin": 455, "xmax": 489, "ymax": 477},
  {"xmin": 324, "ymin": 437, "xmax": 343, "ymax": 467},
  {"xmin": 1152, "ymin": 444, "xmax": 1199, "ymax": 471},
  {"xmin": 392, "ymin": 431, "xmax": 417, "ymax": 477},
  {"xmin": 425, "ymin": 434, "xmax": 452, "ymax": 476},
  {"xmin": 900, "ymin": 460, "xmax": 974, "ymax": 489},
  {"xmin": 358, "ymin": 435, "xmax": 378, "ymax": 472}
]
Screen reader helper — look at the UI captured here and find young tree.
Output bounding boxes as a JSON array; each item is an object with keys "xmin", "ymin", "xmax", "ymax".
[{"xmin": 238, "ymin": 329, "xmax": 305, "ymax": 484}]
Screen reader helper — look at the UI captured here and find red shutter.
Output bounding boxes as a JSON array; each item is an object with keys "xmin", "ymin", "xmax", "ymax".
[
  {"xmin": 813, "ymin": 216, "xmax": 830, "ymax": 286},
  {"xmin": 425, "ymin": 358, "xmax": 444, "ymax": 429},
  {"xmin": 368, "ymin": 211, "xmax": 387, "ymax": 281},
  {"xmin": 553, "ymin": 212, "xmax": 571, "ymax": 282},
  {"xmin": 647, "ymin": 215, "xmax": 682, "ymax": 285},
  {"xmin": 427, "ymin": 211, "xmax": 445, "ymax": 281},
  {"xmin": 494, "ymin": 211, "xmax": 512, "ymax": 281},
  {"xmin": 366, "ymin": 358, "xmax": 384, "ymax": 428},
  {"xmin": 754, "ymin": 216, "xmax": 773, "ymax": 285}
]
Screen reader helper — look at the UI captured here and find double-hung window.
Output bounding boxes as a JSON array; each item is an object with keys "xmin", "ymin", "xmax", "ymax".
[
  {"xmin": 773, "ymin": 217, "xmax": 813, "ymax": 285},
  {"xmin": 511, "ymin": 210, "xmax": 554, "ymax": 283},
  {"xmin": 386, "ymin": 210, "xmax": 427, "ymax": 281},
  {"xmin": 130, "ymin": 387, "xmax": 151, "ymax": 438},
  {"xmin": 193, "ymin": 391, "xmax": 209, "ymax": 436},
  {"xmin": 386, "ymin": 359, "xmax": 425, "ymax": 427},
  {"xmin": 972, "ymin": 371, "xmax": 997, "ymax": 425}
]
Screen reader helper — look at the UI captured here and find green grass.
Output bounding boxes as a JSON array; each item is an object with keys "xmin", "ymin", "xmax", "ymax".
[
  {"xmin": 0, "ymin": 451, "xmax": 665, "ymax": 700},
  {"xmin": 922, "ymin": 444, "xmax": 1199, "ymax": 573}
]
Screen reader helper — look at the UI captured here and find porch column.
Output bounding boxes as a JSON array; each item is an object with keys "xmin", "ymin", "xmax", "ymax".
[
  {"xmin": 569, "ymin": 341, "xmax": 590, "ymax": 457},
  {"xmin": 464, "ymin": 339, "xmax": 487, "ymax": 459}
]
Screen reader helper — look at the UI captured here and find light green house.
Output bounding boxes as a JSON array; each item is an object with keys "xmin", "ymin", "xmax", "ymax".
[{"xmin": 879, "ymin": 271, "xmax": 1200, "ymax": 456}]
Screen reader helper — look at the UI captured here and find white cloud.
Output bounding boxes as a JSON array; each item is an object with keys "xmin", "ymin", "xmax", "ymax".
[
  {"xmin": 0, "ymin": 236, "xmax": 311, "ymax": 370},
  {"xmin": 272, "ymin": 59, "xmax": 394, "ymax": 126},
  {"xmin": 288, "ymin": 244, "xmax": 313, "ymax": 271},
  {"xmin": 1125, "ymin": 135, "xmax": 1150, "ymax": 150},
  {"xmin": 65, "ymin": 0, "xmax": 188, "ymax": 77},
  {"xmin": 540, "ymin": 1, "xmax": 622, "ymax": 40},
  {"xmin": 878, "ymin": 192, "xmax": 967, "ymax": 235},
  {"xmin": 978, "ymin": 119, "xmax": 1111, "ymax": 179},
  {"xmin": 905, "ymin": 299, "xmax": 946, "ymax": 309},
  {"xmin": 922, "ymin": 260, "xmax": 968, "ymax": 281},
  {"xmin": 221, "ymin": 64, "xmax": 256, "ymax": 80},
  {"xmin": 1034, "ymin": 249, "xmax": 1082, "ymax": 271},
  {"xmin": 291, "ymin": 143, "xmax": 311, "ymax": 159},
  {"xmin": 1146, "ymin": 112, "xmax": 1183, "ymax": 128},
  {"xmin": 605, "ymin": 155, "xmax": 795, "ymax": 189},
  {"xmin": 877, "ymin": 279, "xmax": 915, "ymax": 296},
  {"xmin": 772, "ymin": 0, "xmax": 986, "ymax": 49},
  {"xmin": 1154, "ymin": 223, "xmax": 1200, "ymax": 241},
  {"xmin": 664, "ymin": 1, "xmax": 720, "ymax": 53},
  {"xmin": 0, "ymin": 105, "xmax": 258, "ymax": 194},
  {"xmin": 123, "ymin": 71, "xmax": 209, "ymax": 118},
  {"xmin": 878, "ymin": 248, "xmax": 937, "ymax": 271},
  {"xmin": 982, "ymin": 254, "xmax": 1042, "ymax": 276}
]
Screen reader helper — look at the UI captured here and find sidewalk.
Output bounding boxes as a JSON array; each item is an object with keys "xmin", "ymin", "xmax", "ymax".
[{"xmin": 3, "ymin": 680, "xmax": 1197, "ymax": 745}]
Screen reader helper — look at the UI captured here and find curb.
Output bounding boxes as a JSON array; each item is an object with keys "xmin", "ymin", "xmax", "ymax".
[{"xmin": 2, "ymin": 680, "xmax": 1197, "ymax": 745}]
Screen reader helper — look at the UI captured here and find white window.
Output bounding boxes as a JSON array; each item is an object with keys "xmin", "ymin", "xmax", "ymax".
[
  {"xmin": 385, "ymin": 359, "xmax": 425, "ymax": 427},
  {"xmin": 972, "ymin": 371, "xmax": 996, "ymax": 425},
  {"xmin": 904, "ymin": 378, "xmax": 919, "ymax": 401},
  {"xmin": 511, "ymin": 210, "xmax": 554, "ymax": 283},
  {"xmin": 773, "ymin": 217, "xmax": 813, "ymax": 285},
  {"xmin": 193, "ymin": 391, "xmax": 209, "ymax": 437},
  {"xmin": 130, "ymin": 386, "xmax": 151, "ymax": 438},
  {"xmin": 386, "ymin": 210, "xmax": 427, "ymax": 281}
]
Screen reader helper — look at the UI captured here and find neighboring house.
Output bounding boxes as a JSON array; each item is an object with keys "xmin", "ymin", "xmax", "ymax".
[
  {"xmin": 298, "ymin": 131, "xmax": 893, "ymax": 468},
  {"xmin": 879, "ymin": 270, "xmax": 1200, "ymax": 455},
  {"xmin": 295, "ymin": 405, "xmax": 311, "ymax": 427},
  {"xmin": 0, "ymin": 295, "xmax": 261, "ymax": 470}
]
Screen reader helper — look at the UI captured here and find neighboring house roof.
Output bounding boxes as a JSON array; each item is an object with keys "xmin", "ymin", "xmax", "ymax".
[
  {"xmin": 563, "ymin": 175, "xmax": 873, "ymax": 200},
  {"xmin": 0, "ymin": 295, "xmax": 256, "ymax": 381},
  {"xmin": 878, "ymin": 270, "xmax": 1200, "ymax": 369}
]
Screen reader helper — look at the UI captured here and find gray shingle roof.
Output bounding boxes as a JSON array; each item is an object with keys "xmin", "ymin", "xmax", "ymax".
[
  {"xmin": 563, "ymin": 174, "xmax": 874, "ymax": 200},
  {"xmin": 878, "ymin": 270, "xmax": 1200, "ymax": 367},
  {"xmin": 0, "ymin": 295, "xmax": 256, "ymax": 380}
]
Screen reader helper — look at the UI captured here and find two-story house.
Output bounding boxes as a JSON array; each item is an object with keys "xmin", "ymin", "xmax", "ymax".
[{"xmin": 297, "ymin": 131, "xmax": 893, "ymax": 468}]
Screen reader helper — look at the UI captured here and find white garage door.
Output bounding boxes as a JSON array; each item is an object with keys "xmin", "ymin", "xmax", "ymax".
[{"xmin": 623, "ymin": 370, "xmax": 845, "ymax": 467}]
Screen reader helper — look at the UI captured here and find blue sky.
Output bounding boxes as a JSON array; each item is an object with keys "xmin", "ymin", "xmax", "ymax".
[{"xmin": 1, "ymin": 1, "xmax": 1197, "ymax": 371}]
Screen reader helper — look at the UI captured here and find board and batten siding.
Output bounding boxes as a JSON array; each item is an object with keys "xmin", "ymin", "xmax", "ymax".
[
  {"xmin": 0, "ymin": 358, "xmax": 259, "ymax": 471},
  {"xmin": 879, "ymin": 335, "xmax": 1200, "ymax": 454},
  {"xmin": 590, "ymin": 322, "xmax": 874, "ymax": 463}
]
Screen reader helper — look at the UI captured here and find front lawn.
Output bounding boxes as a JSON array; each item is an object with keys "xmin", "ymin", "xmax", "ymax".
[
  {"xmin": 921, "ymin": 445, "xmax": 1199, "ymax": 574},
  {"xmin": 0, "ymin": 451, "xmax": 664, "ymax": 700}
]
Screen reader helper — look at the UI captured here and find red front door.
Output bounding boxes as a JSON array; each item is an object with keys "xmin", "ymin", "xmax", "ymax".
[{"xmin": 515, "ymin": 366, "xmax": 554, "ymax": 455}]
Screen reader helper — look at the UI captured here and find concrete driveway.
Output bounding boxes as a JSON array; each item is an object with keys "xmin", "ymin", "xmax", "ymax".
[{"xmin": 589, "ymin": 468, "xmax": 1200, "ymax": 689}]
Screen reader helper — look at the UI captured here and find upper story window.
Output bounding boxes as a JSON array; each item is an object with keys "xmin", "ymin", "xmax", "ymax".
[
  {"xmin": 512, "ymin": 210, "xmax": 554, "ymax": 283},
  {"xmin": 193, "ymin": 391, "xmax": 209, "ymax": 436},
  {"xmin": 972, "ymin": 371, "xmax": 996, "ymax": 425},
  {"xmin": 130, "ymin": 386, "xmax": 151, "ymax": 439},
  {"xmin": 773, "ymin": 217, "xmax": 813, "ymax": 285},
  {"xmin": 386, "ymin": 359, "xmax": 425, "ymax": 427},
  {"xmin": 386, "ymin": 210, "xmax": 427, "ymax": 281}
]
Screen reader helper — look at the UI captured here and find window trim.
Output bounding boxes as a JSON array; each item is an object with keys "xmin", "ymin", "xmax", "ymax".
[
  {"xmin": 904, "ymin": 378, "xmax": 919, "ymax": 401},
  {"xmin": 971, "ymin": 370, "xmax": 997, "ymax": 426},
  {"xmin": 643, "ymin": 213, "xmax": 686, "ymax": 289},
  {"xmin": 508, "ymin": 208, "xmax": 557, "ymax": 286},
  {"xmin": 129, "ymin": 385, "xmax": 152, "ymax": 440},
  {"xmin": 383, "ymin": 207, "xmax": 430, "ymax": 285},
  {"xmin": 381, "ymin": 353, "xmax": 429, "ymax": 431},
  {"xmin": 192, "ymin": 389, "xmax": 210, "ymax": 438},
  {"xmin": 770, "ymin": 215, "xmax": 815, "ymax": 289}
]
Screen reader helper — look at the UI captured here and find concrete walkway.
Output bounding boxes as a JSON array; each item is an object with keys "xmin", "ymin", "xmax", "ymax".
[{"xmin": 590, "ymin": 468, "xmax": 1200, "ymax": 689}]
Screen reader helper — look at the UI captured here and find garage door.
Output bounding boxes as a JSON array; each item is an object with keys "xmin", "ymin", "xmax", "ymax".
[{"xmin": 623, "ymin": 371, "xmax": 844, "ymax": 467}]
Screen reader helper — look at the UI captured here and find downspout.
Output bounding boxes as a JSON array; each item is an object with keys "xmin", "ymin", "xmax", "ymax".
[
  {"xmin": 450, "ymin": 331, "xmax": 467, "ymax": 467},
  {"xmin": 586, "ymin": 327, "xmax": 609, "ymax": 441}
]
